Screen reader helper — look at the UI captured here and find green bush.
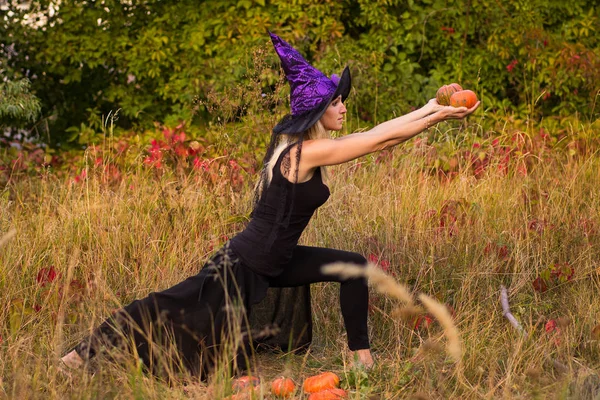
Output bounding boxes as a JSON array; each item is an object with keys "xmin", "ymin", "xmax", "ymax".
[{"xmin": 1, "ymin": 0, "xmax": 598, "ymax": 145}]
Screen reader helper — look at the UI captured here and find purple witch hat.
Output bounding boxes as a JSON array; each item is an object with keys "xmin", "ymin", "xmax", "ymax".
[{"xmin": 269, "ymin": 32, "xmax": 351, "ymax": 135}]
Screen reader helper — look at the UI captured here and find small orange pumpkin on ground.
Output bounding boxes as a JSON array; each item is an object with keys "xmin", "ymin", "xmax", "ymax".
[
  {"xmin": 231, "ymin": 375, "xmax": 260, "ymax": 392},
  {"xmin": 303, "ymin": 372, "xmax": 340, "ymax": 393},
  {"xmin": 436, "ymin": 83, "xmax": 463, "ymax": 106},
  {"xmin": 450, "ymin": 89, "xmax": 478, "ymax": 108},
  {"xmin": 270, "ymin": 377, "xmax": 296, "ymax": 398},
  {"xmin": 307, "ymin": 388, "xmax": 348, "ymax": 400}
]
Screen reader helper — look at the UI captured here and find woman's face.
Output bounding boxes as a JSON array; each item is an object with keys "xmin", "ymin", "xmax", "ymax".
[{"xmin": 320, "ymin": 96, "xmax": 347, "ymax": 131}]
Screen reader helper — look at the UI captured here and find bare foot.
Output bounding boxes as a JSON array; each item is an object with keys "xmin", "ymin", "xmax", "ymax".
[
  {"xmin": 351, "ymin": 349, "xmax": 375, "ymax": 369},
  {"xmin": 60, "ymin": 350, "xmax": 84, "ymax": 369}
]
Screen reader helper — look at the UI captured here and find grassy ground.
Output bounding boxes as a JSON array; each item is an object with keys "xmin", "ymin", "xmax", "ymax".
[{"xmin": 1, "ymin": 124, "xmax": 599, "ymax": 399}]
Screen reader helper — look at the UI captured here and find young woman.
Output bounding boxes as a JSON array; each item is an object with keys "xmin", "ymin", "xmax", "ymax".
[{"xmin": 61, "ymin": 32, "xmax": 479, "ymax": 378}]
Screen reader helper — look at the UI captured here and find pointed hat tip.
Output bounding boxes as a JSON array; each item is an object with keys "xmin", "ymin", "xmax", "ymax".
[{"xmin": 268, "ymin": 31, "xmax": 284, "ymax": 46}]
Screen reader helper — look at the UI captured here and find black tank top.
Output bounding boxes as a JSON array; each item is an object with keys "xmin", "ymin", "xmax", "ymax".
[{"xmin": 229, "ymin": 144, "xmax": 330, "ymax": 277}]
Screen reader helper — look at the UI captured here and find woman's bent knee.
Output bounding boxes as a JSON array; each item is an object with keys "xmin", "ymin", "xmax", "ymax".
[{"xmin": 345, "ymin": 252, "xmax": 367, "ymax": 266}]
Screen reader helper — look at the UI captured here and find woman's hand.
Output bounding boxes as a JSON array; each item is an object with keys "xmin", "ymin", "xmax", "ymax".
[
  {"xmin": 424, "ymin": 98, "xmax": 445, "ymax": 115},
  {"xmin": 438, "ymin": 101, "xmax": 481, "ymax": 120}
]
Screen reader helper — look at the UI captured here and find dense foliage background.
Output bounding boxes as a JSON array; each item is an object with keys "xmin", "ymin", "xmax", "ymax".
[{"xmin": 2, "ymin": 0, "xmax": 599, "ymax": 146}]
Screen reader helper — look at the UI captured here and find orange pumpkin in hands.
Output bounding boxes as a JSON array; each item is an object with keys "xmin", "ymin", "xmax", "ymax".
[
  {"xmin": 450, "ymin": 90, "xmax": 478, "ymax": 108},
  {"xmin": 270, "ymin": 377, "xmax": 296, "ymax": 398},
  {"xmin": 436, "ymin": 83, "xmax": 463, "ymax": 106},
  {"xmin": 303, "ymin": 372, "xmax": 340, "ymax": 393},
  {"xmin": 307, "ymin": 388, "xmax": 348, "ymax": 400}
]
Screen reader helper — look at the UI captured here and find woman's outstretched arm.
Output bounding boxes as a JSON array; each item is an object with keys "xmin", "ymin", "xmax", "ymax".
[
  {"xmin": 382, "ymin": 98, "xmax": 442, "ymax": 126},
  {"xmin": 301, "ymin": 99, "xmax": 480, "ymax": 168}
]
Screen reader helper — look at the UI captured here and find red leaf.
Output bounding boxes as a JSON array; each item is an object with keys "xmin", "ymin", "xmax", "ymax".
[
  {"xmin": 36, "ymin": 266, "xmax": 58, "ymax": 287},
  {"xmin": 174, "ymin": 144, "xmax": 188, "ymax": 157},
  {"xmin": 193, "ymin": 157, "xmax": 210, "ymax": 172},
  {"xmin": 497, "ymin": 245, "xmax": 509, "ymax": 260},
  {"xmin": 532, "ymin": 276, "xmax": 548, "ymax": 293},
  {"xmin": 414, "ymin": 315, "xmax": 434, "ymax": 330},
  {"xmin": 545, "ymin": 319, "xmax": 557, "ymax": 333}
]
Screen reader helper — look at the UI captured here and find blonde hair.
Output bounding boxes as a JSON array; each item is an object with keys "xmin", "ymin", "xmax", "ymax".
[{"xmin": 307, "ymin": 120, "xmax": 330, "ymax": 141}]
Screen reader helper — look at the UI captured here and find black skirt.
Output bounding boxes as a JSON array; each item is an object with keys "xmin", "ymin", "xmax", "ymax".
[{"xmin": 74, "ymin": 243, "xmax": 312, "ymax": 378}]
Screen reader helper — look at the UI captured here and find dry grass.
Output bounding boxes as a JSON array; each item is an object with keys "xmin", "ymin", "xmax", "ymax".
[{"xmin": 1, "ymin": 125, "xmax": 600, "ymax": 399}]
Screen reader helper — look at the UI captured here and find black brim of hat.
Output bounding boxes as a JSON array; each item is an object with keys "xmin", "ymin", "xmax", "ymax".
[{"xmin": 273, "ymin": 66, "xmax": 351, "ymax": 135}]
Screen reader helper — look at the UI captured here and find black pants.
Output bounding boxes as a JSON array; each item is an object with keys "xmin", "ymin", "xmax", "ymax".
[
  {"xmin": 74, "ymin": 244, "xmax": 369, "ymax": 377},
  {"xmin": 268, "ymin": 245, "xmax": 369, "ymax": 351}
]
